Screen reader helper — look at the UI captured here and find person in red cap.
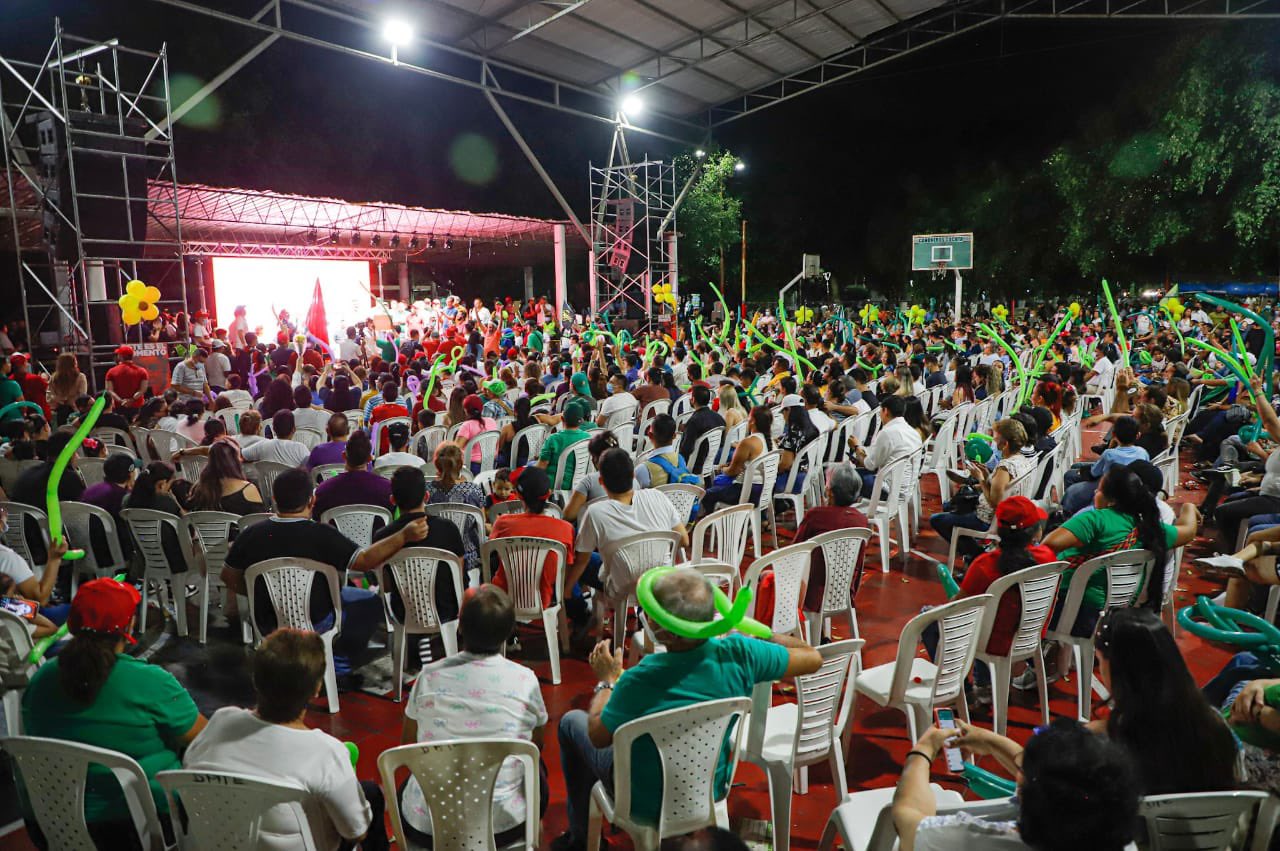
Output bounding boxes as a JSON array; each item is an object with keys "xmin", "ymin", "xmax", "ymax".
[
  {"xmin": 8, "ymin": 353, "xmax": 48, "ymax": 420},
  {"xmin": 105, "ymin": 344, "xmax": 151, "ymax": 416},
  {"xmin": 21, "ymin": 578, "xmax": 206, "ymax": 840},
  {"xmin": 490, "ymin": 466, "xmax": 574, "ymax": 608},
  {"xmin": 922, "ymin": 495, "xmax": 1055, "ymax": 705}
]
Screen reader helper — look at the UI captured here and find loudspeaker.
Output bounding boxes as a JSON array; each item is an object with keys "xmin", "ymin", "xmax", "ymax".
[{"xmin": 32, "ymin": 109, "xmax": 149, "ymax": 263}]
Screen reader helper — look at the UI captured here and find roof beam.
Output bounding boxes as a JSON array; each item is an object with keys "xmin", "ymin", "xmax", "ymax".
[
  {"xmin": 501, "ymin": 0, "xmax": 600, "ymax": 44},
  {"xmin": 624, "ymin": 0, "xmax": 789, "ymax": 76},
  {"xmin": 711, "ymin": 0, "xmax": 824, "ymax": 61}
]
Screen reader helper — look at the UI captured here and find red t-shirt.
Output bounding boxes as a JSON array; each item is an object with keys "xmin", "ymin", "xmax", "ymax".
[
  {"xmin": 18, "ymin": 373, "xmax": 49, "ymax": 419},
  {"xmin": 960, "ymin": 544, "xmax": 1057, "ymax": 656},
  {"xmin": 370, "ymin": 402, "xmax": 410, "ymax": 452},
  {"xmin": 105, "ymin": 361, "xmax": 150, "ymax": 408},
  {"xmin": 490, "ymin": 512, "xmax": 575, "ymax": 608}
]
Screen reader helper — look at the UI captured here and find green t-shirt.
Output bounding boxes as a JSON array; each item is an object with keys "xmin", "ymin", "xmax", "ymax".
[
  {"xmin": 375, "ymin": 338, "xmax": 396, "ymax": 363},
  {"xmin": 0, "ymin": 376, "xmax": 23, "ymax": 421},
  {"xmin": 22, "ymin": 653, "xmax": 200, "ymax": 821},
  {"xmin": 539, "ymin": 427, "xmax": 590, "ymax": 488},
  {"xmin": 528, "ymin": 330, "xmax": 544, "ymax": 353},
  {"xmin": 600, "ymin": 635, "xmax": 789, "ymax": 826},
  {"xmin": 1059, "ymin": 507, "xmax": 1177, "ymax": 610}
]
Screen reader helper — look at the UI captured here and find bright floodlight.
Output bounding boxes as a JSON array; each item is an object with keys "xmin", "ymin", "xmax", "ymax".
[
  {"xmin": 384, "ymin": 19, "xmax": 414, "ymax": 46},
  {"xmin": 734, "ymin": 160, "xmax": 746, "ymax": 172},
  {"xmin": 621, "ymin": 94, "xmax": 645, "ymax": 116},
  {"xmin": 694, "ymin": 149, "xmax": 706, "ymax": 159}
]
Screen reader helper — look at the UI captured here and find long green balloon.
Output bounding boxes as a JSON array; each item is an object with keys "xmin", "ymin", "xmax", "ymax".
[
  {"xmin": 1183, "ymin": 338, "xmax": 1257, "ymax": 405},
  {"xmin": 936, "ymin": 562, "xmax": 961, "ymax": 600},
  {"xmin": 1199, "ymin": 294, "xmax": 1274, "ymax": 400},
  {"xmin": 708, "ymin": 281, "xmax": 734, "ymax": 344},
  {"xmin": 47, "ymin": 394, "xmax": 106, "ymax": 560},
  {"xmin": 962, "ymin": 763, "xmax": 1018, "ymax": 799},
  {"xmin": 0, "ymin": 400, "xmax": 43, "ymax": 421},
  {"xmin": 636, "ymin": 565, "xmax": 771, "ymax": 639},
  {"xmin": 27, "ymin": 622, "xmax": 68, "ymax": 664},
  {"xmin": 1101, "ymin": 279, "xmax": 1129, "ymax": 368},
  {"xmin": 977, "ymin": 323, "xmax": 1029, "ymax": 406},
  {"xmin": 745, "ymin": 321, "xmax": 817, "ymax": 373}
]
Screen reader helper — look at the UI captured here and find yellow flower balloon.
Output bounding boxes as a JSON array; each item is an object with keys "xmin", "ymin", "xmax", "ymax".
[
  {"xmin": 1069, "ymin": 302, "xmax": 1082, "ymax": 318},
  {"xmin": 117, "ymin": 279, "xmax": 161, "ymax": 325}
]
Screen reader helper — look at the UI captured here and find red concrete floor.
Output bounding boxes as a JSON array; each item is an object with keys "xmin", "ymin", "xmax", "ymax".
[{"xmin": 0, "ymin": 422, "xmax": 1237, "ymax": 849}]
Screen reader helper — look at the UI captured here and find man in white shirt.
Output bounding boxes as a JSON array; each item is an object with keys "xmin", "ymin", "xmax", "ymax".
[
  {"xmin": 184, "ymin": 629, "xmax": 383, "ymax": 850},
  {"xmin": 374, "ymin": 422, "xmax": 426, "ymax": 470},
  {"xmin": 243, "ymin": 410, "xmax": 311, "ymax": 467},
  {"xmin": 848, "ymin": 394, "xmax": 922, "ymax": 495},
  {"xmin": 338, "ymin": 326, "xmax": 361, "ymax": 363},
  {"xmin": 803, "ymin": 385, "xmax": 835, "ymax": 434},
  {"xmin": 205, "ymin": 341, "xmax": 231, "ymax": 391},
  {"xmin": 1190, "ymin": 303, "xmax": 1211, "ymax": 326},
  {"xmin": 568, "ymin": 448, "xmax": 688, "ymax": 598},
  {"xmin": 169, "ymin": 349, "xmax": 210, "ymax": 399},
  {"xmin": 594, "ymin": 373, "xmax": 638, "ymax": 428},
  {"xmin": 398, "ymin": 585, "xmax": 547, "ymax": 847}
]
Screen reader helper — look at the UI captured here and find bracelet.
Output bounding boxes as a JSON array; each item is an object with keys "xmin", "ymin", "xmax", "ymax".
[
  {"xmin": 905, "ymin": 749, "xmax": 935, "ymax": 764},
  {"xmin": 593, "ymin": 681, "xmax": 614, "ymax": 695}
]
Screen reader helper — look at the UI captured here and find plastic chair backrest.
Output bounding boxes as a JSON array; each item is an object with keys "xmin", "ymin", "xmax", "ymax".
[
  {"xmin": 824, "ymin": 417, "xmax": 857, "ymax": 465},
  {"xmin": 863, "ymin": 453, "xmax": 909, "ymax": 518},
  {"xmin": 783, "ymin": 437, "xmax": 824, "ymax": 495},
  {"xmin": 1049, "ymin": 549, "xmax": 1154, "ymax": 641},
  {"xmin": 343, "ymin": 409, "xmax": 365, "ymax": 427},
  {"xmin": 312, "ymin": 463, "xmax": 344, "ymax": 482},
  {"xmin": 90, "ymin": 427, "xmax": 135, "ymax": 453},
  {"xmin": 380, "ymin": 547, "xmax": 465, "ymax": 630},
  {"xmin": 76, "ymin": 458, "xmax": 106, "ymax": 488},
  {"xmin": 610, "ymin": 697, "xmax": 750, "ymax": 838},
  {"xmin": 688, "ymin": 427, "xmax": 723, "ymax": 479},
  {"xmin": 890, "ymin": 595, "xmax": 991, "ymax": 707},
  {"xmin": 410, "ymin": 425, "xmax": 446, "ymax": 461},
  {"xmin": 638, "ymin": 398, "xmax": 671, "ymax": 428},
  {"xmin": 808, "ymin": 527, "xmax": 873, "ymax": 613},
  {"xmin": 512, "ymin": 423, "xmax": 549, "ymax": 467},
  {"xmin": 292, "ymin": 427, "xmax": 323, "ymax": 450},
  {"xmin": 741, "ymin": 449, "xmax": 782, "ymax": 506},
  {"xmin": 976, "ymin": 561, "xmax": 1067, "ymax": 661},
  {"xmin": 249, "ymin": 461, "xmax": 294, "ymax": 508},
  {"xmin": 747, "ymin": 638, "xmax": 863, "ymax": 765},
  {"xmin": 480, "ymin": 536, "xmax": 567, "ymax": 617},
  {"xmin": 243, "ymin": 558, "xmax": 343, "ymax": 638},
  {"xmin": 849, "ymin": 410, "xmax": 877, "ymax": 447},
  {"xmin": 690, "ymin": 504, "xmax": 753, "ymax": 567},
  {"xmin": 1138, "ymin": 790, "xmax": 1270, "ymax": 851},
  {"xmin": 1003, "ymin": 458, "xmax": 1039, "ymax": 500},
  {"xmin": 551, "ymin": 440, "xmax": 591, "ymax": 492},
  {"xmin": 156, "ymin": 769, "xmax": 317, "ymax": 850},
  {"xmin": 424, "ymin": 502, "xmax": 487, "ymax": 550},
  {"xmin": 672, "ymin": 394, "xmax": 693, "ymax": 419},
  {"xmin": 720, "ymin": 421, "xmax": 747, "ymax": 464},
  {"xmin": 60, "ymin": 501, "xmax": 126, "ymax": 575},
  {"xmin": 182, "ymin": 511, "xmax": 239, "ymax": 575},
  {"xmin": 0, "ymin": 502, "xmax": 48, "ymax": 570},
  {"xmin": 462, "ymin": 430, "xmax": 501, "ymax": 474},
  {"xmin": 320, "ymin": 504, "xmax": 392, "ymax": 548},
  {"xmin": 654, "ymin": 483, "xmax": 704, "ymax": 522},
  {"xmin": 0, "ymin": 609, "xmax": 36, "ymax": 688},
  {"xmin": 604, "ymin": 531, "xmax": 682, "ymax": 597},
  {"xmin": 119, "ymin": 507, "xmax": 183, "ymax": 574},
  {"xmin": 744, "ymin": 540, "xmax": 816, "ymax": 636},
  {"xmin": 212, "ymin": 408, "xmax": 240, "ymax": 432},
  {"xmin": 927, "ymin": 413, "xmax": 962, "ymax": 472},
  {"xmin": 146, "ymin": 429, "xmax": 186, "ymax": 461},
  {"xmin": 3, "ymin": 735, "xmax": 165, "ymax": 851},
  {"xmin": 238, "ymin": 512, "xmax": 272, "ymax": 529},
  {"xmin": 378, "ymin": 738, "xmax": 540, "ymax": 851},
  {"xmin": 372, "ymin": 417, "xmax": 413, "ymax": 457}
]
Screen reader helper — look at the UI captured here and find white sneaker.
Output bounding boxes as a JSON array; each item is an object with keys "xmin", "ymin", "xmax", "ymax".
[{"xmin": 1194, "ymin": 555, "xmax": 1246, "ymax": 578}]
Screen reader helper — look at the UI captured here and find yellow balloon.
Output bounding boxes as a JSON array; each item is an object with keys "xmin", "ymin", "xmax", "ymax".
[
  {"xmin": 141, "ymin": 303, "xmax": 160, "ymax": 321},
  {"xmin": 121, "ymin": 306, "xmax": 142, "ymax": 325}
]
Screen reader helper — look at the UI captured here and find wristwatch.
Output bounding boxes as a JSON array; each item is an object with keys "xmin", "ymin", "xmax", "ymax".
[{"xmin": 593, "ymin": 681, "xmax": 614, "ymax": 695}]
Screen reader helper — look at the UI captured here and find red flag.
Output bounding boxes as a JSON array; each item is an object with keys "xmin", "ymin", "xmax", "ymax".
[{"xmin": 305, "ymin": 278, "xmax": 328, "ymax": 344}]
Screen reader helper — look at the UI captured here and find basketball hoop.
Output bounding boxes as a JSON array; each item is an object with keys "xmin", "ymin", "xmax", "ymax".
[{"xmin": 932, "ymin": 262, "xmax": 949, "ymax": 281}]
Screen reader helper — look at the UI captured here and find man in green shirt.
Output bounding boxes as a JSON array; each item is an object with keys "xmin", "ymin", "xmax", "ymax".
[
  {"xmin": 527, "ymin": 326, "xmax": 544, "ymax": 354},
  {"xmin": 537, "ymin": 400, "xmax": 591, "ymax": 489},
  {"xmin": 375, "ymin": 332, "xmax": 397, "ymax": 365},
  {"xmin": 552, "ymin": 568, "xmax": 822, "ymax": 850},
  {"xmin": 0, "ymin": 355, "xmax": 24, "ymax": 422}
]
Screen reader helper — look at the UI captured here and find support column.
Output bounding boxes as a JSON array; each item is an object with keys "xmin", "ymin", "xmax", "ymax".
[
  {"xmin": 194, "ymin": 256, "xmax": 207, "ymax": 314},
  {"xmin": 398, "ymin": 261, "xmax": 410, "ymax": 302},
  {"xmin": 668, "ymin": 230, "xmax": 678, "ymax": 298},
  {"xmin": 523, "ymin": 266, "xmax": 534, "ymax": 304},
  {"xmin": 554, "ymin": 224, "xmax": 568, "ymax": 323},
  {"xmin": 587, "ymin": 246, "xmax": 598, "ymax": 316}
]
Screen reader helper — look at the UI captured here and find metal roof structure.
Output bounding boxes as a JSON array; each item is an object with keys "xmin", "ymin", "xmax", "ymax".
[{"xmin": 146, "ymin": 0, "xmax": 1280, "ymax": 140}]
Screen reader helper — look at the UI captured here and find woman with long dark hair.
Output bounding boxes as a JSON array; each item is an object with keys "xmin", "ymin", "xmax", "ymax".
[
  {"xmin": 1094, "ymin": 607, "xmax": 1238, "ymax": 794},
  {"xmin": 257, "ymin": 376, "xmax": 295, "ymax": 419},
  {"xmin": 21, "ymin": 578, "xmax": 205, "ymax": 844},
  {"xmin": 321, "ymin": 373, "xmax": 360, "ymax": 413},
  {"xmin": 497, "ymin": 396, "xmax": 538, "ymax": 467},
  {"xmin": 698, "ymin": 405, "xmax": 773, "ymax": 517},
  {"xmin": 187, "ymin": 438, "xmax": 265, "ymax": 515},
  {"xmin": 948, "ymin": 364, "xmax": 976, "ymax": 409},
  {"xmin": 777, "ymin": 400, "xmax": 818, "ymax": 484}
]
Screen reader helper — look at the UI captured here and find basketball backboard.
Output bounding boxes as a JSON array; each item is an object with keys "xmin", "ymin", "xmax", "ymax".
[{"xmin": 911, "ymin": 233, "xmax": 974, "ymax": 271}]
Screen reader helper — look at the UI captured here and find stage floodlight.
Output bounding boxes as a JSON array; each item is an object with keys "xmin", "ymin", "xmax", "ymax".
[
  {"xmin": 351, "ymin": 231, "xmax": 362, "ymax": 245},
  {"xmin": 427, "ymin": 235, "xmax": 437, "ymax": 249},
  {"xmin": 444, "ymin": 237, "xmax": 454, "ymax": 250},
  {"xmin": 694, "ymin": 149, "xmax": 706, "ymax": 159},
  {"xmin": 383, "ymin": 19, "xmax": 414, "ymax": 46},
  {"xmin": 621, "ymin": 94, "xmax": 644, "ymax": 116},
  {"xmin": 329, "ymin": 230, "xmax": 340, "ymax": 244},
  {"xmin": 734, "ymin": 160, "xmax": 746, "ymax": 172},
  {"xmin": 408, "ymin": 235, "xmax": 420, "ymax": 250},
  {"xmin": 371, "ymin": 234, "xmax": 383, "ymax": 247}
]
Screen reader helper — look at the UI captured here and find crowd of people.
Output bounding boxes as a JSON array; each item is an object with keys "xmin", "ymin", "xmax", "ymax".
[{"xmin": 0, "ymin": 289, "xmax": 1277, "ymax": 850}]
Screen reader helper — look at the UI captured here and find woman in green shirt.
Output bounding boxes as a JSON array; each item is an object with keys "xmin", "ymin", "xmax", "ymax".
[{"xmin": 21, "ymin": 578, "xmax": 206, "ymax": 849}]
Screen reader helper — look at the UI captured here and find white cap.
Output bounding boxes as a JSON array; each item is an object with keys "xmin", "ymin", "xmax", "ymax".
[{"xmin": 780, "ymin": 394, "xmax": 804, "ymax": 409}]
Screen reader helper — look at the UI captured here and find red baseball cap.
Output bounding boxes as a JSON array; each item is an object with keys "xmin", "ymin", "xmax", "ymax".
[
  {"xmin": 995, "ymin": 496, "xmax": 1047, "ymax": 530},
  {"xmin": 68, "ymin": 577, "xmax": 142, "ymax": 644},
  {"xmin": 114, "ymin": 345, "xmax": 134, "ymax": 359},
  {"xmin": 8, "ymin": 354, "xmax": 26, "ymax": 366},
  {"xmin": 462, "ymin": 394, "xmax": 483, "ymax": 415}
]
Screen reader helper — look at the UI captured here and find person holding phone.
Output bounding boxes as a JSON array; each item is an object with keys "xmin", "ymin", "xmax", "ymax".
[{"xmin": 0, "ymin": 505, "xmax": 70, "ymax": 625}]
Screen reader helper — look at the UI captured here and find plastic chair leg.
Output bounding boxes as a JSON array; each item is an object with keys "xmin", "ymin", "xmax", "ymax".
[
  {"xmin": 587, "ymin": 796, "xmax": 604, "ymax": 851},
  {"xmin": 170, "ymin": 579, "xmax": 189, "ymax": 638},
  {"xmin": 877, "ymin": 520, "xmax": 890, "ymax": 574},
  {"xmin": 197, "ymin": 573, "xmax": 210, "ymax": 645},
  {"xmin": 322, "ymin": 638, "xmax": 340, "ymax": 714},
  {"xmin": 829, "ymin": 747, "xmax": 850, "ymax": 804},
  {"xmin": 1034, "ymin": 650, "xmax": 1051, "ymax": 727},
  {"xmin": 988, "ymin": 659, "xmax": 1010, "ymax": 737},
  {"xmin": 765, "ymin": 761, "xmax": 794, "ymax": 851},
  {"xmin": 441, "ymin": 621, "xmax": 459, "ymax": 657},
  {"xmin": 3, "ymin": 689, "xmax": 23, "ymax": 736},
  {"xmin": 392, "ymin": 627, "xmax": 406, "ymax": 703},
  {"xmin": 543, "ymin": 609, "xmax": 562, "ymax": 685}
]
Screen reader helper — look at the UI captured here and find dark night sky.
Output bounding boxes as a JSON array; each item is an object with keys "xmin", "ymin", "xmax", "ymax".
[{"xmin": 1, "ymin": 0, "xmax": 1238, "ymax": 289}]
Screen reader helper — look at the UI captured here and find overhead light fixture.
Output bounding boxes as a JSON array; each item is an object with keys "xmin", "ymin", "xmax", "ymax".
[
  {"xmin": 391, "ymin": 234, "xmax": 402, "ymax": 249},
  {"xmin": 621, "ymin": 94, "xmax": 644, "ymax": 116},
  {"xmin": 371, "ymin": 234, "xmax": 383, "ymax": 247},
  {"xmin": 694, "ymin": 149, "xmax": 706, "ymax": 159},
  {"xmin": 444, "ymin": 236, "xmax": 454, "ymax": 250},
  {"xmin": 734, "ymin": 161, "xmax": 746, "ymax": 173},
  {"xmin": 427, "ymin": 235, "xmax": 437, "ymax": 249},
  {"xmin": 383, "ymin": 18, "xmax": 413, "ymax": 64},
  {"xmin": 408, "ymin": 235, "xmax": 420, "ymax": 250},
  {"xmin": 351, "ymin": 231, "xmax": 362, "ymax": 245},
  {"xmin": 329, "ymin": 229, "xmax": 340, "ymax": 244},
  {"xmin": 307, "ymin": 228, "xmax": 318, "ymax": 243}
]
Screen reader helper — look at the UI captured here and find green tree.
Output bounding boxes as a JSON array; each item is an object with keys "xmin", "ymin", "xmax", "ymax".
[{"xmin": 674, "ymin": 151, "xmax": 744, "ymax": 293}]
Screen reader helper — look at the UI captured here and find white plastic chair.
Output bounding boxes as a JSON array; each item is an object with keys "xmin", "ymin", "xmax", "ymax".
[
  {"xmin": 320, "ymin": 504, "xmax": 392, "ymax": 548},
  {"xmin": 689, "ymin": 503, "xmax": 753, "ymax": 569},
  {"xmin": 481, "ymin": 536, "xmax": 568, "ymax": 684},
  {"xmin": 853, "ymin": 594, "xmax": 991, "ymax": 741},
  {"xmin": 292, "ymin": 427, "xmax": 324, "ymax": 450},
  {"xmin": 1138, "ymin": 790, "xmax": 1277, "ymax": 851},
  {"xmin": 511, "ymin": 423, "xmax": 549, "ymax": 467},
  {"xmin": 462, "ymin": 429, "xmax": 502, "ymax": 475},
  {"xmin": 0, "ymin": 609, "xmax": 37, "ymax": 735},
  {"xmin": 181, "ymin": 511, "xmax": 241, "ymax": 645},
  {"xmin": 740, "ymin": 448, "xmax": 782, "ymax": 558},
  {"xmin": 379, "ymin": 738, "xmax": 541, "ymax": 851},
  {"xmin": 688, "ymin": 427, "xmax": 723, "ymax": 481},
  {"xmin": 974, "ymin": 560, "xmax": 1067, "ymax": 735},
  {"xmin": 599, "ymin": 530, "xmax": 682, "ymax": 651},
  {"xmin": 375, "ymin": 546, "xmax": 465, "ymax": 702},
  {"xmin": 59, "ymin": 501, "xmax": 128, "ymax": 595},
  {"xmin": 802, "ymin": 527, "xmax": 872, "ymax": 648},
  {"xmin": 76, "ymin": 458, "xmax": 106, "ymax": 488},
  {"xmin": 551, "ymin": 439, "xmax": 592, "ymax": 502},
  {"xmin": 0, "ymin": 501, "xmax": 49, "ymax": 573},
  {"xmin": 744, "ymin": 540, "xmax": 817, "ymax": 641},
  {"xmin": 775, "ymin": 436, "xmax": 825, "ymax": 526},
  {"xmin": 817, "ymin": 791, "xmax": 1012, "ymax": 851},
  {"xmin": 1045, "ymin": 548, "xmax": 1155, "ymax": 721},
  {"xmin": 312, "ymin": 463, "xmax": 344, "ymax": 482},
  {"xmin": 147, "ymin": 429, "xmax": 195, "ymax": 462},
  {"xmin": 716, "ymin": 420, "xmax": 747, "ymax": 465},
  {"xmin": 119, "ymin": 507, "xmax": 190, "ymax": 637},
  {"xmin": 343, "ymin": 408, "xmax": 365, "ymax": 428},
  {"xmin": 637, "ymin": 398, "xmax": 671, "ymax": 431},
  {"xmin": 423, "ymin": 502, "xmax": 487, "ymax": 582},
  {"xmin": 156, "ymin": 769, "xmax": 318, "ymax": 850},
  {"xmin": 410, "ymin": 425, "xmax": 446, "ymax": 461},
  {"xmin": 923, "ymin": 408, "xmax": 966, "ymax": 501},
  {"xmin": 654, "ymin": 482, "xmax": 703, "ymax": 526},
  {"xmin": 246, "ymin": 460, "xmax": 293, "ymax": 510},
  {"xmin": 943, "ymin": 460, "xmax": 1039, "ymax": 577},
  {"xmin": 244, "ymin": 557, "xmax": 344, "ymax": 713},
  {"xmin": 588, "ymin": 697, "xmax": 750, "ymax": 851},
  {"xmin": 3, "ymin": 736, "xmax": 168, "ymax": 851},
  {"xmin": 90, "ymin": 426, "xmax": 135, "ymax": 454},
  {"xmin": 744, "ymin": 639, "xmax": 864, "ymax": 851},
  {"xmin": 371, "ymin": 416, "xmax": 413, "ymax": 458},
  {"xmin": 855, "ymin": 453, "xmax": 910, "ymax": 574}
]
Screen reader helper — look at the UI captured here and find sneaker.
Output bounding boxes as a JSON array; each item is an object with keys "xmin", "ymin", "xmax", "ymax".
[
  {"xmin": 1011, "ymin": 665, "xmax": 1060, "ymax": 691},
  {"xmin": 1193, "ymin": 555, "xmax": 1246, "ymax": 578}
]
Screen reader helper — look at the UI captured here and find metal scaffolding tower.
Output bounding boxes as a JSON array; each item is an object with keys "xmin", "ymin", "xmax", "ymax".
[
  {"xmin": 588, "ymin": 125, "xmax": 677, "ymax": 325},
  {"xmin": 1, "ymin": 21, "xmax": 187, "ymax": 389}
]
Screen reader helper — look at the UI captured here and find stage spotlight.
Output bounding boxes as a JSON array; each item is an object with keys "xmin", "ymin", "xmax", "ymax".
[
  {"xmin": 383, "ymin": 19, "xmax": 413, "ymax": 46},
  {"xmin": 621, "ymin": 94, "xmax": 644, "ymax": 116},
  {"xmin": 390, "ymin": 234, "xmax": 402, "ymax": 249},
  {"xmin": 307, "ymin": 228, "xmax": 318, "ymax": 243},
  {"xmin": 329, "ymin": 230, "xmax": 340, "ymax": 244},
  {"xmin": 371, "ymin": 234, "xmax": 383, "ymax": 247},
  {"xmin": 427, "ymin": 235, "xmax": 437, "ymax": 249},
  {"xmin": 351, "ymin": 231, "xmax": 362, "ymax": 245},
  {"xmin": 694, "ymin": 149, "xmax": 706, "ymax": 159},
  {"xmin": 408, "ymin": 235, "xmax": 420, "ymax": 250},
  {"xmin": 444, "ymin": 237, "xmax": 454, "ymax": 250},
  {"xmin": 734, "ymin": 160, "xmax": 746, "ymax": 172}
]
